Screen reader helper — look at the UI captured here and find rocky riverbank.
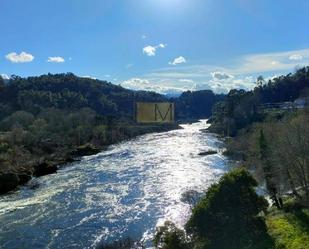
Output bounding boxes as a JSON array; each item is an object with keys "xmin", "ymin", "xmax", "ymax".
[{"xmin": 0, "ymin": 123, "xmax": 181, "ymax": 195}]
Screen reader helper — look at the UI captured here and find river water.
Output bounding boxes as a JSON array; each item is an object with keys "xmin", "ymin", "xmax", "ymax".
[{"xmin": 0, "ymin": 120, "xmax": 229, "ymax": 249}]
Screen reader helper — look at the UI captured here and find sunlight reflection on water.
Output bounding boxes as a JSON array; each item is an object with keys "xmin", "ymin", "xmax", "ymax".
[{"xmin": 0, "ymin": 120, "xmax": 228, "ymax": 249}]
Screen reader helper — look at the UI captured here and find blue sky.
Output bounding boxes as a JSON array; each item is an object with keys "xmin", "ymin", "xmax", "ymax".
[{"xmin": 1, "ymin": 0, "xmax": 309, "ymax": 94}]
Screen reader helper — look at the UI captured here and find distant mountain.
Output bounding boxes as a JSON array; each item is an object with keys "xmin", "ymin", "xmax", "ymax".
[
  {"xmin": 165, "ymin": 93, "xmax": 182, "ymax": 99},
  {"xmin": 173, "ymin": 90, "xmax": 226, "ymax": 119}
]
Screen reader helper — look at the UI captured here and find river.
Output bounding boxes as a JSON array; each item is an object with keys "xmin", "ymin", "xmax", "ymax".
[{"xmin": 0, "ymin": 120, "xmax": 229, "ymax": 249}]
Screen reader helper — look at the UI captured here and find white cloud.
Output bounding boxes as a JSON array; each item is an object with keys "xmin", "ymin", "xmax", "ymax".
[
  {"xmin": 169, "ymin": 56, "xmax": 186, "ymax": 65},
  {"xmin": 179, "ymin": 79, "xmax": 194, "ymax": 83},
  {"xmin": 142, "ymin": 35, "xmax": 147, "ymax": 39},
  {"xmin": 143, "ymin": 46, "xmax": 156, "ymax": 56},
  {"xmin": 209, "ymin": 76, "xmax": 256, "ymax": 94},
  {"xmin": 104, "ymin": 74, "xmax": 111, "ymax": 78},
  {"xmin": 143, "ymin": 43, "xmax": 166, "ymax": 56},
  {"xmin": 121, "ymin": 77, "xmax": 190, "ymax": 95},
  {"xmin": 47, "ymin": 56, "xmax": 65, "ymax": 63},
  {"xmin": 0, "ymin": 74, "xmax": 10, "ymax": 80},
  {"xmin": 81, "ymin": 75, "xmax": 97, "ymax": 80},
  {"xmin": 289, "ymin": 54, "xmax": 303, "ymax": 61},
  {"xmin": 211, "ymin": 71, "xmax": 234, "ymax": 80},
  {"xmin": 6, "ymin": 51, "xmax": 34, "ymax": 63},
  {"xmin": 231, "ymin": 48, "xmax": 309, "ymax": 74},
  {"xmin": 122, "ymin": 78, "xmax": 150, "ymax": 88}
]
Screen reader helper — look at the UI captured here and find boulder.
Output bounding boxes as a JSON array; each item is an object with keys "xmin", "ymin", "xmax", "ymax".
[
  {"xmin": 71, "ymin": 144, "xmax": 100, "ymax": 157},
  {"xmin": 198, "ymin": 150, "xmax": 218, "ymax": 156},
  {"xmin": 29, "ymin": 180, "xmax": 40, "ymax": 190},
  {"xmin": 34, "ymin": 162, "xmax": 57, "ymax": 177},
  {"xmin": 206, "ymin": 117, "xmax": 214, "ymax": 124},
  {"xmin": 64, "ymin": 156, "xmax": 76, "ymax": 163},
  {"xmin": 18, "ymin": 173, "xmax": 32, "ymax": 185},
  {"xmin": 0, "ymin": 173, "xmax": 20, "ymax": 194},
  {"xmin": 181, "ymin": 190, "xmax": 203, "ymax": 205}
]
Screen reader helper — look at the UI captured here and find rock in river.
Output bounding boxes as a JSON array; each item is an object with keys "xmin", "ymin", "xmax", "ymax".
[
  {"xmin": 33, "ymin": 162, "xmax": 57, "ymax": 177},
  {"xmin": 0, "ymin": 173, "xmax": 20, "ymax": 194},
  {"xmin": 198, "ymin": 150, "xmax": 218, "ymax": 156}
]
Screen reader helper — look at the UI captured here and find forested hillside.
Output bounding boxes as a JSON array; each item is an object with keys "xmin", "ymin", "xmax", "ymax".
[
  {"xmin": 174, "ymin": 90, "xmax": 225, "ymax": 120},
  {"xmin": 0, "ymin": 73, "xmax": 165, "ymax": 121}
]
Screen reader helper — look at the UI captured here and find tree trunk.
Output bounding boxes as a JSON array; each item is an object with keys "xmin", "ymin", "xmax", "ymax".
[{"xmin": 286, "ymin": 169, "xmax": 302, "ymax": 200}]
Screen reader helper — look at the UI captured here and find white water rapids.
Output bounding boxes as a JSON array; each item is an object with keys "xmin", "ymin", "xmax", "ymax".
[{"xmin": 0, "ymin": 120, "xmax": 229, "ymax": 248}]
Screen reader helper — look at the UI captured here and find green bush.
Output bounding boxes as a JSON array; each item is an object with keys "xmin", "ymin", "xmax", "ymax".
[
  {"xmin": 266, "ymin": 212, "xmax": 309, "ymax": 249},
  {"xmin": 154, "ymin": 221, "xmax": 190, "ymax": 249},
  {"xmin": 186, "ymin": 168, "xmax": 273, "ymax": 249}
]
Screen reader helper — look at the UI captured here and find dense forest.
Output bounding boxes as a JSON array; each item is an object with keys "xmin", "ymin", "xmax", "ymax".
[
  {"xmin": 0, "ymin": 73, "xmax": 223, "ymax": 194},
  {"xmin": 174, "ymin": 90, "xmax": 225, "ymax": 120},
  {"xmin": 0, "ymin": 73, "xmax": 165, "ymax": 120}
]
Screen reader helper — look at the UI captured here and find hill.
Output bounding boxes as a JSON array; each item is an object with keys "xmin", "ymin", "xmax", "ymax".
[
  {"xmin": 0, "ymin": 73, "xmax": 166, "ymax": 121},
  {"xmin": 174, "ymin": 90, "xmax": 225, "ymax": 120}
]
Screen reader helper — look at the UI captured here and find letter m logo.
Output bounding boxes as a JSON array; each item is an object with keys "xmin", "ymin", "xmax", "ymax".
[{"xmin": 136, "ymin": 102, "xmax": 175, "ymax": 123}]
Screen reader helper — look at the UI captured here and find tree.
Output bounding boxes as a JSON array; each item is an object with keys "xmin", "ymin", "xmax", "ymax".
[
  {"xmin": 258, "ymin": 129, "xmax": 282, "ymax": 209},
  {"xmin": 274, "ymin": 111, "xmax": 309, "ymax": 200},
  {"xmin": 257, "ymin": 76, "xmax": 265, "ymax": 87},
  {"xmin": 186, "ymin": 168, "xmax": 272, "ymax": 249},
  {"xmin": 154, "ymin": 221, "xmax": 190, "ymax": 249},
  {"xmin": 0, "ymin": 77, "xmax": 4, "ymax": 90},
  {"xmin": 0, "ymin": 111, "xmax": 35, "ymax": 131}
]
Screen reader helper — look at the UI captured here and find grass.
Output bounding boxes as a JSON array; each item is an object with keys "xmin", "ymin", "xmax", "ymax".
[{"xmin": 266, "ymin": 207, "xmax": 309, "ymax": 249}]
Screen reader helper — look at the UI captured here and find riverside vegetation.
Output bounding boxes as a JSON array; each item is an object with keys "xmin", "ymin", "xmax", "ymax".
[
  {"xmin": 0, "ymin": 73, "xmax": 223, "ymax": 194},
  {"xmin": 152, "ymin": 67, "xmax": 309, "ymax": 249}
]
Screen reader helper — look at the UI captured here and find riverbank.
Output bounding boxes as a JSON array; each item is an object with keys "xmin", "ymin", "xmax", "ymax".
[
  {"xmin": 0, "ymin": 123, "xmax": 181, "ymax": 195},
  {"xmin": 197, "ymin": 109, "xmax": 309, "ymax": 249}
]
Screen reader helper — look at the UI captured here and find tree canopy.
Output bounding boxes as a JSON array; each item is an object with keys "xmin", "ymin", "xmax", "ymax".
[{"xmin": 186, "ymin": 168, "xmax": 271, "ymax": 249}]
